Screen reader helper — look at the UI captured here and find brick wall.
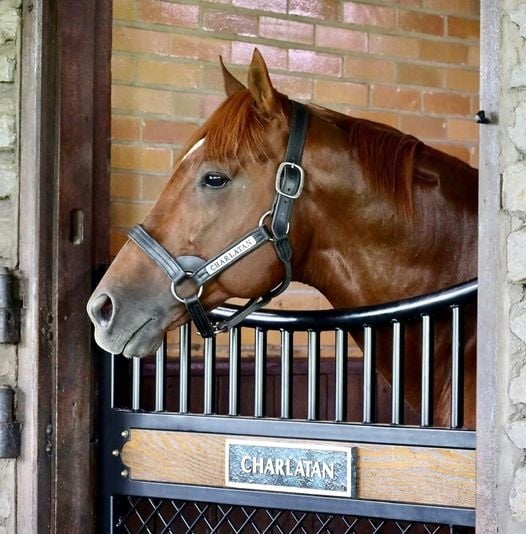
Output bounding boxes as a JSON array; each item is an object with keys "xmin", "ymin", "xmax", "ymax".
[
  {"xmin": 0, "ymin": 0, "xmax": 20, "ymax": 532},
  {"xmin": 111, "ymin": 0, "xmax": 480, "ymax": 310}
]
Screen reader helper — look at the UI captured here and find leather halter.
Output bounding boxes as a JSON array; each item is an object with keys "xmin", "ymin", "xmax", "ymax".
[{"xmin": 128, "ymin": 101, "xmax": 309, "ymax": 337}]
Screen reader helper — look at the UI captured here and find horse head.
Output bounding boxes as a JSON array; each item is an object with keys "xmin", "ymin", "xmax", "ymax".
[{"xmin": 87, "ymin": 50, "xmax": 311, "ymax": 357}]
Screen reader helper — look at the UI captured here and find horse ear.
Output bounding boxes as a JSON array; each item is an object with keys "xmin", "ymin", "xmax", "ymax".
[
  {"xmin": 247, "ymin": 48, "xmax": 277, "ymax": 116},
  {"xmin": 220, "ymin": 56, "xmax": 246, "ymax": 97}
]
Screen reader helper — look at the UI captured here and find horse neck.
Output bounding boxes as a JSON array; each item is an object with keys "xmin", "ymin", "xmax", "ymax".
[{"xmin": 290, "ymin": 108, "xmax": 478, "ymax": 308}]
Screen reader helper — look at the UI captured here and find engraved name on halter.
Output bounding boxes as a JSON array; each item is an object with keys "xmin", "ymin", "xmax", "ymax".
[{"xmin": 205, "ymin": 236, "xmax": 258, "ymax": 276}]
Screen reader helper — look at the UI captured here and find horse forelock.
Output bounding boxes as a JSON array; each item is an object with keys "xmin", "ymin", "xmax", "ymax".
[
  {"xmin": 347, "ymin": 118, "xmax": 421, "ymax": 218},
  {"xmin": 179, "ymin": 90, "xmax": 285, "ymax": 167}
]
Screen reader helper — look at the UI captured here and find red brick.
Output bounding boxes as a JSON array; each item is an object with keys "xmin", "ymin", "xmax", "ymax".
[
  {"xmin": 200, "ymin": 94, "xmax": 228, "ymax": 118},
  {"xmin": 111, "ymin": 172, "xmax": 143, "ymax": 200},
  {"xmin": 170, "ymin": 35, "xmax": 231, "ymax": 62},
  {"xmin": 143, "ymin": 119, "xmax": 199, "ymax": 145},
  {"xmin": 112, "ymin": 85, "xmax": 172, "ymax": 115},
  {"xmin": 203, "ymin": 9, "xmax": 258, "ymax": 37},
  {"xmin": 231, "ymin": 42, "xmax": 287, "ymax": 70},
  {"xmin": 422, "ymin": 91, "xmax": 471, "ymax": 115},
  {"xmin": 172, "ymin": 93, "xmax": 201, "ymax": 118},
  {"xmin": 399, "ymin": 11, "xmax": 445, "ymax": 35},
  {"xmin": 111, "ymin": 201, "xmax": 153, "ymax": 229},
  {"xmin": 344, "ymin": 56, "xmax": 395, "ymax": 82},
  {"xmin": 113, "ymin": 27, "xmax": 170, "ymax": 55},
  {"xmin": 343, "ymin": 2, "xmax": 396, "ymax": 28},
  {"xmin": 288, "ymin": 0, "xmax": 341, "ymax": 21},
  {"xmin": 445, "ymin": 68, "xmax": 478, "ymax": 92},
  {"xmin": 288, "ymin": 49, "xmax": 342, "ymax": 76},
  {"xmin": 448, "ymin": 16, "xmax": 480, "ymax": 39},
  {"xmin": 112, "ymin": 55, "xmax": 135, "ymax": 82},
  {"xmin": 467, "ymin": 46, "xmax": 479, "ymax": 67},
  {"xmin": 113, "ymin": 0, "xmax": 136, "ymax": 20},
  {"xmin": 136, "ymin": 0, "xmax": 199, "ymax": 27},
  {"xmin": 259, "ymin": 16, "xmax": 314, "ymax": 44},
  {"xmin": 369, "ymin": 34, "xmax": 419, "ymax": 59},
  {"xmin": 350, "ymin": 110, "xmax": 400, "ymax": 128},
  {"xmin": 423, "ymin": 0, "xmax": 472, "ymax": 15},
  {"xmin": 419, "ymin": 40, "xmax": 468, "ymax": 64},
  {"xmin": 137, "ymin": 59, "xmax": 199, "ymax": 88},
  {"xmin": 400, "ymin": 115, "xmax": 446, "ymax": 139},
  {"xmin": 429, "ymin": 142, "xmax": 470, "ymax": 163},
  {"xmin": 397, "ymin": 63, "xmax": 444, "ymax": 87},
  {"xmin": 271, "ymin": 74, "xmax": 314, "ymax": 100},
  {"xmin": 112, "ymin": 116, "xmax": 141, "ymax": 141},
  {"xmin": 446, "ymin": 118, "xmax": 478, "ymax": 142},
  {"xmin": 315, "ymin": 25, "xmax": 367, "ymax": 52},
  {"xmin": 112, "ymin": 144, "xmax": 173, "ymax": 172},
  {"xmin": 314, "ymin": 80, "xmax": 368, "ymax": 106},
  {"xmin": 233, "ymin": 0, "xmax": 287, "ymax": 13},
  {"xmin": 371, "ymin": 85, "xmax": 421, "ymax": 111}
]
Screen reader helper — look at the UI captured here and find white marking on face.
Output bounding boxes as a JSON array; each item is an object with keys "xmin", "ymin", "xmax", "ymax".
[{"xmin": 182, "ymin": 137, "xmax": 205, "ymax": 161}]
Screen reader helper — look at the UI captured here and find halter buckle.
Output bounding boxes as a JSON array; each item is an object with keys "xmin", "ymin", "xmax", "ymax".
[{"xmin": 275, "ymin": 162, "xmax": 305, "ymax": 199}]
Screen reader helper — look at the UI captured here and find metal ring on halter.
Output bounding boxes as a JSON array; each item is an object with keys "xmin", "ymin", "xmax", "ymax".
[
  {"xmin": 258, "ymin": 210, "xmax": 289, "ymax": 236},
  {"xmin": 170, "ymin": 274, "xmax": 204, "ymax": 303}
]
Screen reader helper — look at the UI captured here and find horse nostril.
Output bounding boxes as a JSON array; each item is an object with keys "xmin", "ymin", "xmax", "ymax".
[{"xmin": 90, "ymin": 293, "xmax": 114, "ymax": 329}]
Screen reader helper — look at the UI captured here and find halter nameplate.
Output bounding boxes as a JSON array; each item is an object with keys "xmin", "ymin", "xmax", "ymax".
[
  {"xmin": 127, "ymin": 100, "xmax": 309, "ymax": 337},
  {"xmin": 205, "ymin": 235, "xmax": 258, "ymax": 276}
]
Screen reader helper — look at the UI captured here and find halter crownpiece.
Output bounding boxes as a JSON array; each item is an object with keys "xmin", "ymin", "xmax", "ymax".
[{"xmin": 128, "ymin": 100, "xmax": 309, "ymax": 337}]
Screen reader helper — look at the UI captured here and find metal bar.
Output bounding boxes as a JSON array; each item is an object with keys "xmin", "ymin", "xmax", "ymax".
[
  {"xmin": 307, "ymin": 330, "xmax": 320, "ymax": 421},
  {"xmin": 203, "ymin": 337, "xmax": 216, "ymax": 415},
  {"xmin": 451, "ymin": 306, "xmax": 464, "ymax": 429},
  {"xmin": 335, "ymin": 329, "xmax": 348, "ymax": 422},
  {"xmin": 363, "ymin": 326, "xmax": 375, "ymax": 423},
  {"xmin": 131, "ymin": 357, "xmax": 141, "ymax": 411},
  {"xmin": 154, "ymin": 340, "xmax": 166, "ymax": 412},
  {"xmin": 391, "ymin": 321, "xmax": 404, "ymax": 425},
  {"xmin": 110, "ymin": 409, "xmax": 476, "ymax": 449},
  {"xmin": 280, "ymin": 330, "xmax": 293, "ymax": 419},
  {"xmin": 228, "ymin": 327, "xmax": 241, "ymax": 416},
  {"xmin": 254, "ymin": 328, "xmax": 267, "ymax": 417},
  {"xmin": 179, "ymin": 323, "xmax": 191, "ymax": 414},
  {"xmin": 421, "ymin": 315, "xmax": 434, "ymax": 427}
]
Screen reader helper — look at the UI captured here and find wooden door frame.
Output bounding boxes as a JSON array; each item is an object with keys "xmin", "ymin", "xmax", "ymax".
[{"xmin": 18, "ymin": 0, "xmax": 111, "ymax": 531}]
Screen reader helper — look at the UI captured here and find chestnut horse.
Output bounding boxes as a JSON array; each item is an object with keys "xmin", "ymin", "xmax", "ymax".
[{"xmin": 88, "ymin": 50, "xmax": 477, "ymax": 428}]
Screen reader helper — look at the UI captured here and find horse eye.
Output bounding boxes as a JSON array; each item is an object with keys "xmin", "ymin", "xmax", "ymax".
[{"xmin": 202, "ymin": 172, "xmax": 230, "ymax": 189}]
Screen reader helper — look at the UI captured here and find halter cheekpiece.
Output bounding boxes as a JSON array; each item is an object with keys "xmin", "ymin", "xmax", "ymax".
[{"xmin": 128, "ymin": 101, "xmax": 309, "ymax": 337}]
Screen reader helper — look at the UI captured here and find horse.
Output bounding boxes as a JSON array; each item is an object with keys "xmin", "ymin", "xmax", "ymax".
[{"xmin": 87, "ymin": 49, "xmax": 478, "ymax": 428}]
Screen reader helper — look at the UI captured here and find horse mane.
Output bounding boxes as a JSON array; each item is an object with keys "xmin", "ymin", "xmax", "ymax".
[
  {"xmin": 346, "ymin": 118, "xmax": 422, "ymax": 218},
  {"xmin": 179, "ymin": 90, "xmax": 285, "ymax": 165},
  {"xmin": 181, "ymin": 93, "xmax": 421, "ymax": 218}
]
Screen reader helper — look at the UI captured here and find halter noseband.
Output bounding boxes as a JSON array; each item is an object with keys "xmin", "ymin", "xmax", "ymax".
[{"xmin": 128, "ymin": 101, "xmax": 309, "ymax": 337}]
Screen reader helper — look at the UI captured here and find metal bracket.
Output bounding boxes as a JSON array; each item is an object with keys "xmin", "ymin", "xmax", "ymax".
[
  {"xmin": 0, "ymin": 386, "xmax": 21, "ymax": 458},
  {"xmin": 0, "ymin": 269, "xmax": 21, "ymax": 344}
]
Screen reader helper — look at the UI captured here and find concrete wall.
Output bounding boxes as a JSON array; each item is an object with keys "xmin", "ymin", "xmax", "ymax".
[
  {"xmin": 496, "ymin": 2, "xmax": 526, "ymax": 531},
  {"xmin": 0, "ymin": 0, "xmax": 21, "ymax": 532}
]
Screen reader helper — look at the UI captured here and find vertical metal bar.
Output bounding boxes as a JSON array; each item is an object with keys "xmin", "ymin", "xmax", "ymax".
[
  {"xmin": 131, "ymin": 356, "xmax": 141, "ymax": 411},
  {"xmin": 451, "ymin": 305, "xmax": 464, "ymax": 429},
  {"xmin": 179, "ymin": 323, "xmax": 191, "ymax": 414},
  {"xmin": 421, "ymin": 314, "xmax": 434, "ymax": 427},
  {"xmin": 280, "ymin": 330, "xmax": 293, "ymax": 419},
  {"xmin": 391, "ymin": 320, "xmax": 404, "ymax": 425},
  {"xmin": 307, "ymin": 330, "xmax": 320, "ymax": 421},
  {"xmin": 154, "ymin": 340, "xmax": 166, "ymax": 412},
  {"xmin": 363, "ymin": 326, "xmax": 375, "ymax": 423},
  {"xmin": 228, "ymin": 327, "xmax": 241, "ymax": 416},
  {"xmin": 110, "ymin": 354, "xmax": 116, "ymax": 410},
  {"xmin": 254, "ymin": 328, "xmax": 267, "ymax": 417},
  {"xmin": 203, "ymin": 336, "xmax": 216, "ymax": 415},
  {"xmin": 335, "ymin": 329, "xmax": 348, "ymax": 422}
]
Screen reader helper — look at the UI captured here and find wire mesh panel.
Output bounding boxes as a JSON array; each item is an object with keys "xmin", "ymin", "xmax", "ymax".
[{"xmin": 112, "ymin": 497, "xmax": 471, "ymax": 534}]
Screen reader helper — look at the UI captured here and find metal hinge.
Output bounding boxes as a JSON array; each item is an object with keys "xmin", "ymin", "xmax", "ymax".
[
  {"xmin": 0, "ymin": 268, "xmax": 21, "ymax": 344},
  {"xmin": 0, "ymin": 386, "xmax": 21, "ymax": 458}
]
